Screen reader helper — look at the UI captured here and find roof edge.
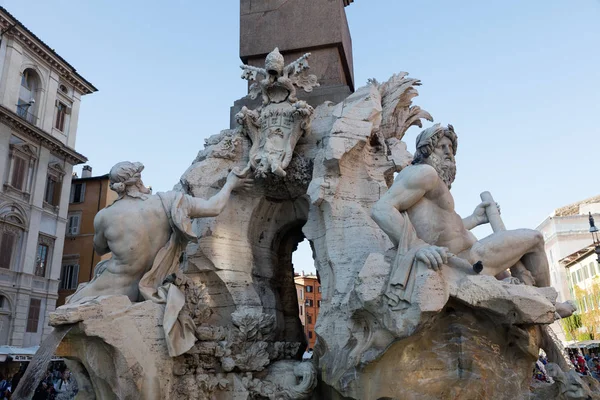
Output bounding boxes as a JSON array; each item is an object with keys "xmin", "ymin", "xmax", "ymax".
[{"xmin": 0, "ymin": 7, "xmax": 97, "ymax": 94}]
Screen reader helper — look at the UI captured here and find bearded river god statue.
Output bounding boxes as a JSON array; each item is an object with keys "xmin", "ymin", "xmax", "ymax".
[{"xmin": 16, "ymin": 52, "xmax": 584, "ymax": 399}]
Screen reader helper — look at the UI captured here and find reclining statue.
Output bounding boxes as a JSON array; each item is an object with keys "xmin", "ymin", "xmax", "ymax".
[
  {"xmin": 371, "ymin": 124, "xmax": 574, "ymax": 317},
  {"xmin": 66, "ymin": 161, "xmax": 252, "ymax": 356}
]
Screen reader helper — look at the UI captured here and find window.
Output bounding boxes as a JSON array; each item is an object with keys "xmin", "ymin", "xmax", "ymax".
[
  {"xmin": 67, "ymin": 214, "xmax": 81, "ymax": 236},
  {"xmin": 299, "ymin": 305, "xmax": 303, "ymax": 316},
  {"xmin": 298, "ymin": 290, "xmax": 303, "ymax": 300},
  {"xmin": 577, "ymin": 270, "xmax": 582, "ymax": 283},
  {"xmin": 5, "ymin": 138, "xmax": 37, "ymax": 196},
  {"xmin": 17, "ymin": 69, "xmax": 40, "ymax": 125},
  {"xmin": 59, "ymin": 84, "xmax": 68, "ymax": 94},
  {"xmin": 306, "ymin": 285, "xmax": 313, "ymax": 293},
  {"xmin": 308, "ymin": 331, "xmax": 313, "ymax": 339},
  {"xmin": 0, "ymin": 206, "xmax": 25, "ymax": 270},
  {"xmin": 317, "ymin": 300, "xmax": 322, "ymax": 307},
  {"xmin": 59, "ymin": 264, "xmax": 79, "ymax": 290},
  {"xmin": 318, "ymin": 286, "xmax": 322, "ymax": 293},
  {"xmin": 0, "ymin": 233, "xmax": 16, "ymax": 269},
  {"xmin": 42, "ymin": 162, "xmax": 65, "ymax": 210},
  {"xmin": 54, "ymin": 101, "xmax": 68, "ymax": 132},
  {"xmin": 590, "ymin": 295, "xmax": 596, "ymax": 310},
  {"xmin": 10, "ymin": 156, "xmax": 27, "ymax": 190},
  {"xmin": 44, "ymin": 175, "xmax": 61, "ymax": 206},
  {"xmin": 584, "ymin": 266, "xmax": 590, "ymax": 280},
  {"xmin": 307, "ymin": 315, "xmax": 312, "ymax": 324},
  {"xmin": 35, "ymin": 235, "xmax": 54, "ymax": 278},
  {"xmin": 26, "ymin": 298, "xmax": 41, "ymax": 333},
  {"xmin": 306, "ymin": 299, "xmax": 313, "ymax": 307},
  {"xmin": 35, "ymin": 244, "xmax": 49, "ymax": 277},
  {"xmin": 70, "ymin": 182, "xmax": 85, "ymax": 203},
  {"xmin": 590, "ymin": 262, "xmax": 597, "ymax": 276},
  {"xmin": 571, "ymin": 272, "xmax": 577, "ymax": 284}
]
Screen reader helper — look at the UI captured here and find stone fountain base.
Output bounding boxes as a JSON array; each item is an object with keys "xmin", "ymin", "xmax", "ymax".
[
  {"xmin": 52, "ymin": 296, "xmax": 173, "ymax": 400},
  {"xmin": 345, "ymin": 302, "xmax": 539, "ymax": 400}
]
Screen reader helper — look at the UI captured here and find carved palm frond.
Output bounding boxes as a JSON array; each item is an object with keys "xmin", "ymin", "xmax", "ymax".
[{"xmin": 378, "ymin": 72, "xmax": 434, "ymax": 141}]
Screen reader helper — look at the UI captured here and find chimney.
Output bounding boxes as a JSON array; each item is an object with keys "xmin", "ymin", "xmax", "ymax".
[{"xmin": 82, "ymin": 165, "xmax": 92, "ymax": 178}]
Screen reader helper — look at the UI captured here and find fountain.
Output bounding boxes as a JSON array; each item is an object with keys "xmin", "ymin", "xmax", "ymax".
[{"xmin": 12, "ymin": 49, "xmax": 589, "ymax": 399}]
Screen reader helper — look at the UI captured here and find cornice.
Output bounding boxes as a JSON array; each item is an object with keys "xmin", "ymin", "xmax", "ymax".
[
  {"xmin": 0, "ymin": 9, "xmax": 97, "ymax": 95},
  {"xmin": 0, "ymin": 105, "xmax": 86, "ymax": 165}
]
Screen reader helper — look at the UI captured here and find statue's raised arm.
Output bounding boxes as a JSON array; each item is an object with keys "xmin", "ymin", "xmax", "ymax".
[{"xmin": 66, "ymin": 161, "xmax": 251, "ymax": 356}]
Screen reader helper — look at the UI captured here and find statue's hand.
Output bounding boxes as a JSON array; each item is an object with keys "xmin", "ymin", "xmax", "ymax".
[
  {"xmin": 227, "ymin": 168, "xmax": 254, "ymax": 192},
  {"xmin": 416, "ymin": 246, "xmax": 450, "ymax": 271},
  {"xmin": 472, "ymin": 201, "xmax": 500, "ymax": 226}
]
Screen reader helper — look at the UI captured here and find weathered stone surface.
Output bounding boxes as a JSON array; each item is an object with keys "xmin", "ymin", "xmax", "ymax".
[
  {"xmin": 343, "ymin": 303, "xmax": 540, "ymax": 400},
  {"xmin": 54, "ymin": 296, "xmax": 173, "ymax": 400},
  {"xmin": 49, "ymin": 295, "xmax": 131, "ymax": 326}
]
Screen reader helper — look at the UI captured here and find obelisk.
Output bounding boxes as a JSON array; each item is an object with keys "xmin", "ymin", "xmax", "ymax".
[{"xmin": 231, "ymin": 0, "xmax": 356, "ymax": 127}]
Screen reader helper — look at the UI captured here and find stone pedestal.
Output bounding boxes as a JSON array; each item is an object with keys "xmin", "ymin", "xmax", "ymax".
[
  {"xmin": 51, "ymin": 296, "xmax": 173, "ymax": 400},
  {"xmin": 333, "ymin": 302, "xmax": 538, "ymax": 400}
]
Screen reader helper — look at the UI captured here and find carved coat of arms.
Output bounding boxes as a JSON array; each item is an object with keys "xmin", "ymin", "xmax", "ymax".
[{"xmin": 236, "ymin": 48, "xmax": 319, "ymax": 177}]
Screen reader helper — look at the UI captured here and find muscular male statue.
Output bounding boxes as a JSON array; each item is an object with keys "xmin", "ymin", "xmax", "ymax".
[
  {"xmin": 68, "ymin": 161, "xmax": 251, "ymax": 304},
  {"xmin": 372, "ymin": 124, "xmax": 550, "ymax": 289}
]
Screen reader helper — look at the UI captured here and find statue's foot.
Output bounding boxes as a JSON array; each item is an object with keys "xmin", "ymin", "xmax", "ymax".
[{"xmin": 555, "ymin": 300, "xmax": 577, "ymax": 319}]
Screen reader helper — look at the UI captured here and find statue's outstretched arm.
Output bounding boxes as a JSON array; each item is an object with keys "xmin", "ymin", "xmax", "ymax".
[
  {"xmin": 371, "ymin": 165, "xmax": 437, "ymax": 247},
  {"xmin": 188, "ymin": 170, "xmax": 253, "ymax": 218}
]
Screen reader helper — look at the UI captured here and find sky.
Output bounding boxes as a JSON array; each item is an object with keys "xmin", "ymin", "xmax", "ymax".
[{"xmin": 3, "ymin": 0, "xmax": 599, "ymax": 274}]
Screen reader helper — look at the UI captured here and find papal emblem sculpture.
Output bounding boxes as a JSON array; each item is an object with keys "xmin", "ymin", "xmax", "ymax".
[{"xmin": 236, "ymin": 48, "xmax": 319, "ymax": 177}]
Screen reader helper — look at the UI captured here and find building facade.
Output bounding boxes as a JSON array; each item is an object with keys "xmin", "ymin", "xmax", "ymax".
[
  {"xmin": 0, "ymin": 7, "xmax": 96, "ymax": 347},
  {"xmin": 536, "ymin": 195, "xmax": 600, "ymax": 303},
  {"xmin": 58, "ymin": 167, "xmax": 116, "ymax": 306},
  {"xmin": 294, "ymin": 274, "xmax": 321, "ymax": 349},
  {"xmin": 562, "ymin": 246, "xmax": 600, "ymax": 309},
  {"xmin": 561, "ymin": 246, "xmax": 600, "ymax": 340}
]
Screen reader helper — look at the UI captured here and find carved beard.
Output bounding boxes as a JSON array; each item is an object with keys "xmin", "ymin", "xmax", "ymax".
[
  {"xmin": 125, "ymin": 181, "xmax": 151, "ymax": 200},
  {"xmin": 427, "ymin": 153, "xmax": 456, "ymax": 189}
]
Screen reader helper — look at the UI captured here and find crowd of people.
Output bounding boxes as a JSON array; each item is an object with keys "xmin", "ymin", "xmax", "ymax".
[
  {"xmin": 31, "ymin": 365, "xmax": 76, "ymax": 400},
  {"xmin": 568, "ymin": 350, "xmax": 600, "ymax": 379},
  {"xmin": 0, "ymin": 362, "xmax": 76, "ymax": 399},
  {"xmin": 534, "ymin": 349, "xmax": 600, "ymax": 383}
]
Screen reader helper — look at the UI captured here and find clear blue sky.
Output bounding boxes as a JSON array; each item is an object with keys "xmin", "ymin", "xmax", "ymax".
[{"xmin": 4, "ymin": 1, "xmax": 599, "ymax": 274}]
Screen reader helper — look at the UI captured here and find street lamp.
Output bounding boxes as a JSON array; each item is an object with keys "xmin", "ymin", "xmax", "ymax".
[{"xmin": 589, "ymin": 212, "xmax": 600, "ymax": 263}]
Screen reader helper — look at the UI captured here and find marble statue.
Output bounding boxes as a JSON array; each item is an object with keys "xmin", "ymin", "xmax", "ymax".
[
  {"xmin": 371, "ymin": 123, "xmax": 573, "ymax": 316},
  {"xmin": 67, "ymin": 161, "xmax": 252, "ymax": 356},
  {"xmin": 237, "ymin": 48, "xmax": 318, "ymax": 177}
]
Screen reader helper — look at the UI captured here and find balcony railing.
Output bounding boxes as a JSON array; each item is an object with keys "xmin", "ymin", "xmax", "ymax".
[{"xmin": 16, "ymin": 104, "xmax": 38, "ymax": 125}]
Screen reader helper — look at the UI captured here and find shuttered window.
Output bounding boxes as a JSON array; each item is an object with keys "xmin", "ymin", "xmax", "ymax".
[
  {"xmin": 26, "ymin": 298, "xmax": 41, "ymax": 332},
  {"xmin": 10, "ymin": 157, "xmax": 27, "ymax": 190},
  {"xmin": 67, "ymin": 214, "xmax": 80, "ymax": 236},
  {"xmin": 0, "ymin": 234, "xmax": 16, "ymax": 269}
]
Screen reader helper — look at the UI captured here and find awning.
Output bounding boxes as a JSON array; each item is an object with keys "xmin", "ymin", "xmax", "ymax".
[
  {"xmin": 565, "ymin": 340, "xmax": 600, "ymax": 349},
  {"xmin": 0, "ymin": 345, "xmax": 62, "ymax": 362}
]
